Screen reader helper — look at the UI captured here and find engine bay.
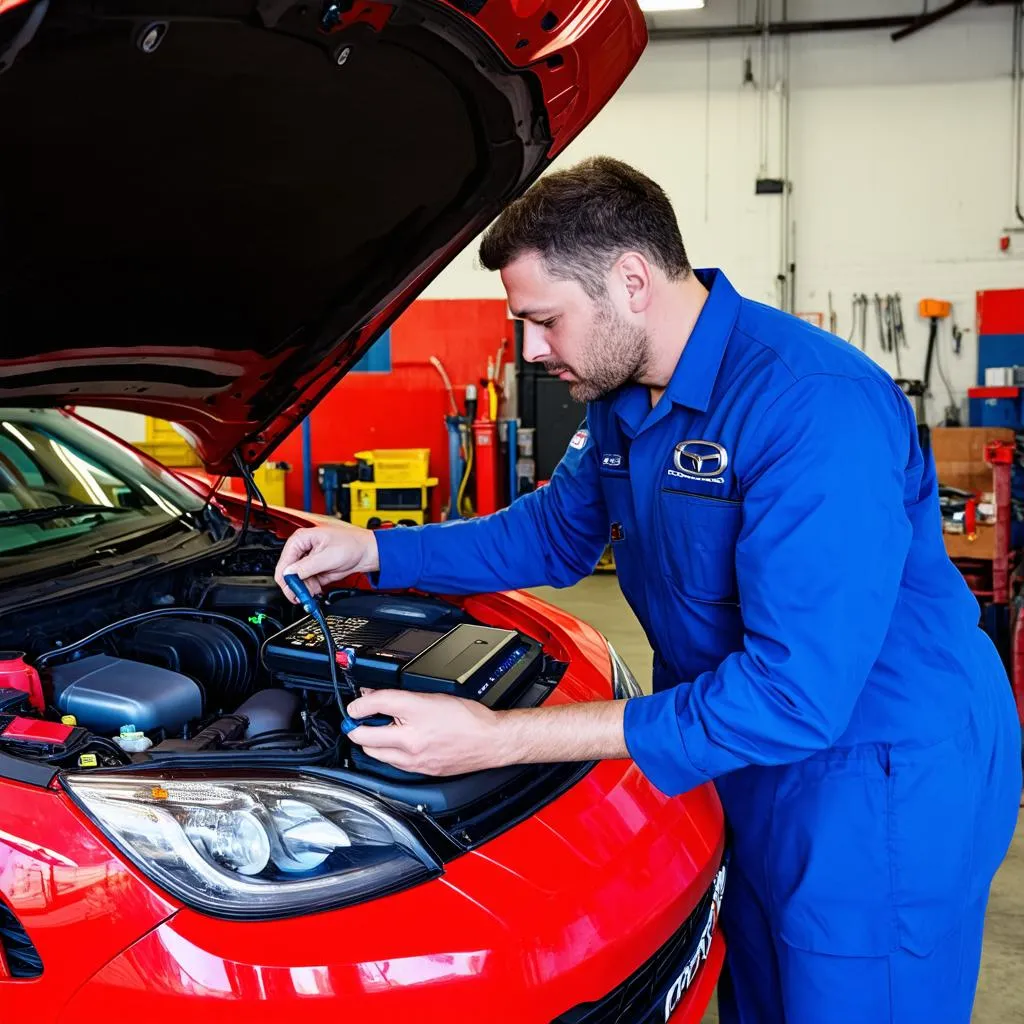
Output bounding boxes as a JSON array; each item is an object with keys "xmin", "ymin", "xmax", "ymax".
[{"xmin": 0, "ymin": 548, "xmax": 565, "ymax": 790}]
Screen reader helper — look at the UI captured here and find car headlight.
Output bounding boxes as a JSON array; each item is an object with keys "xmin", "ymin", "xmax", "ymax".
[
  {"xmin": 63, "ymin": 771, "xmax": 442, "ymax": 920},
  {"xmin": 607, "ymin": 641, "xmax": 643, "ymax": 699}
]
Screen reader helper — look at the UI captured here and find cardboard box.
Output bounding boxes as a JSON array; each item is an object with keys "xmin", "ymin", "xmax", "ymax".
[
  {"xmin": 943, "ymin": 523, "xmax": 996, "ymax": 561},
  {"xmin": 932, "ymin": 427, "xmax": 1015, "ymax": 494}
]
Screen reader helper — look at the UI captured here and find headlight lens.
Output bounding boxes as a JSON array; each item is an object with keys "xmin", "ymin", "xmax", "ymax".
[
  {"xmin": 608, "ymin": 641, "xmax": 643, "ymax": 699},
  {"xmin": 63, "ymin": 771, "xmax": 441, "ymax": 919}
]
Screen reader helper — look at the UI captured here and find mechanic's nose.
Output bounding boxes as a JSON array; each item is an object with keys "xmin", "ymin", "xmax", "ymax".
[{"xmin": 521, "ymin": 321, "xmax": 551, "ymax": 363}]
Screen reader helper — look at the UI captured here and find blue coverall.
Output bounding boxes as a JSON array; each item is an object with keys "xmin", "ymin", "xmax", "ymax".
[{"xmin": 374, "ymin": 268, "xmax": 1022, "ymax": 1022}]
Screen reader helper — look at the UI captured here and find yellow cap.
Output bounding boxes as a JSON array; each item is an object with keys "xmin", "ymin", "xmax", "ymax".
[
  {"xmin": 78, "ymin": 753, "xmax": 98, "ymax": 768},
  {"xmin": 61, "ymin": 715, "xmax": 77, "ymax": 727}
]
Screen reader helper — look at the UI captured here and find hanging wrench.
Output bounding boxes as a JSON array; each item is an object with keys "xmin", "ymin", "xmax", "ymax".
[{"xmin": 873, "ymin": 294, "xmax": 885, "ymax": 353}]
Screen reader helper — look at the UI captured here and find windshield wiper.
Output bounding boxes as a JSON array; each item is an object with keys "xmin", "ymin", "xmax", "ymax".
[{"xmin": 0, "ymin": 504, "xmax": 140, "ymax": 526}]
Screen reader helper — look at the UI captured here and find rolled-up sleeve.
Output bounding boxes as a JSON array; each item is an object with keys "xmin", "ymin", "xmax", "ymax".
[
  {"xmin": 374, "ymin": 421, "xmax": 609, "ymax": 594},
  {"xmin": 624, "ymin": 374, "xmax": 916, "ymax": 796}
]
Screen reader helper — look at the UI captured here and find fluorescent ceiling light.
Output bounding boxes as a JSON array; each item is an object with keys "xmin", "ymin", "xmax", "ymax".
[{"xmin": 639, "ymin": 0, "xmax": 704, "ymax": 10}]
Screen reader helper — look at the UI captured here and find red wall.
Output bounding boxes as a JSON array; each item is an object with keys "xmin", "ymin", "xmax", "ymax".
[{"xmin": 271, "ymin": 299, "xmax": 513, "ymax": 516}]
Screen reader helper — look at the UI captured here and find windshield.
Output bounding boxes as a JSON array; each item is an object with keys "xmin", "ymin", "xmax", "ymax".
[{"xmin": 0, "ymin": 409, "xmax": 207, "ymax": 560}]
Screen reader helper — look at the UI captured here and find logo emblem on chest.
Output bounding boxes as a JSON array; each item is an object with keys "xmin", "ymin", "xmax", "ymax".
[{"xmin": 670, "ymin": 440, "xmax": 729, "ymax": 483}]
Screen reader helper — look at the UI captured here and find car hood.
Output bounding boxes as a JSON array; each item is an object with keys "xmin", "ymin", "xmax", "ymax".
[{"xmin": 0, "ymin": 0, "xmax": 645, "ymax": 471}]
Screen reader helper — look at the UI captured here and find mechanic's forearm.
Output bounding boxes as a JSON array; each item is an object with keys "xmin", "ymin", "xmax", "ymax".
[
  {"xmin": 495, "ymin": 699, "xmax": 629, "ymax": 765},
  {"xmin": 374, "ymin": 498, "xmax": 602, "ymax": 594}
]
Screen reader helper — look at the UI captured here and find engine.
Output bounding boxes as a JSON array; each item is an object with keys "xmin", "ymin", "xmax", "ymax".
[{"xmin": 0, "ymin": 579, "xmax": 555, "ymax": 779}]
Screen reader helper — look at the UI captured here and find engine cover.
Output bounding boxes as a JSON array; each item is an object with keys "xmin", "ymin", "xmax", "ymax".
[{"xmin": 50, "ymin": 654, "xmax": 202, "ymax": 734}]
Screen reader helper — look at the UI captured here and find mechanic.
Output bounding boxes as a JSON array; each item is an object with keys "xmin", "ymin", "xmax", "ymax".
[{"xmin": 276, "ymin": 156, "xmax": 1022, "ymax": 1023}]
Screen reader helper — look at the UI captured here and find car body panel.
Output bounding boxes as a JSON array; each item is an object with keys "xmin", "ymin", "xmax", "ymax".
[
  {"xmin": 40, "ymin": 761, "xmax": 722, "ymax": 1023},
  {"xmin": 0, "ymin": 781, "xmax": 178, "ymax": 1000},
  {"xmin": 0, "ymin": 415, "xmax": 726, "ymax": 1021},
  {"xmin": 0, "ymin": 501, "xmax": 726, "ymax": 1022},
  {"xmin": 0, "ymin": 0, "xmax": 647, "ymax": 472}
]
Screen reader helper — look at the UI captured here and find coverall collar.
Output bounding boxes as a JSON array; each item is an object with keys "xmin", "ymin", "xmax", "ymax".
[{"xmin": 611, "ymin": 267, "xmax": 740, "ymax": 437}]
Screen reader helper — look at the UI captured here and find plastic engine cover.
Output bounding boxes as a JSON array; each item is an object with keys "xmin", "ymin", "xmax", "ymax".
[
  {"xmin": 119, "ymin": 619, "xmax": 250, "ymax": 708},
  {"xmin": 51, "ymin": 654, "xmax": 202, "ymax": 734}
]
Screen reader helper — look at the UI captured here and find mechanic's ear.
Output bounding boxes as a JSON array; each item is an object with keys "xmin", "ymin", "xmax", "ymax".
[{"xmin": 614, "ymin": 252, "xmax": 653, "ymax": 314}]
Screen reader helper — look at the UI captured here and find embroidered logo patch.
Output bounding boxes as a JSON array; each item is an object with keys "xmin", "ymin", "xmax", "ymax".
[
  {"xmin": 568, "ymin": 430, "xmax": 588, "ymax": 451},
  {"xmin": 668, "ymin": 440, "xmax": 729, "ymax": 484}
]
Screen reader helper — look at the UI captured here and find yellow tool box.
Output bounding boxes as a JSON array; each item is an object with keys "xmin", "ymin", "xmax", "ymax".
[
  {"xmin": 346, "ymin": 448, "xmax": 437, "ymax": 528},
  {"xmin": 346, "ymin": 480, "xmax": 439, "ymax": 528},
  {"xmin": 353, "ymin": 448, "xmax": 431, "ymax": 484}
]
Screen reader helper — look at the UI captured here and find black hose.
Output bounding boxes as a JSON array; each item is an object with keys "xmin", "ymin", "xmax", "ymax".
[
  {"xmin": 81, "ymin": 735, "xmax": 133, "ymax": 764},
  {"xmin": 236, "ymin": 731, "xmax": 307, "ymax": 749},
  {"xmin": 34, "ymin": 608, "xmax": 263, "ymax": 671}
]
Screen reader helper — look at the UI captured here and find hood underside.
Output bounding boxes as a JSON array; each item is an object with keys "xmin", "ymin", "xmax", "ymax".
[{"xmin": 0, "ymin": 0, "xmax": 646, "ymax": 470}]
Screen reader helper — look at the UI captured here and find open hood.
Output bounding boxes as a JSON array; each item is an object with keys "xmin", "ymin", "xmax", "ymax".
[{"xmin": 0, "ymin": 0, "xmax": 645, "ymax": 471}]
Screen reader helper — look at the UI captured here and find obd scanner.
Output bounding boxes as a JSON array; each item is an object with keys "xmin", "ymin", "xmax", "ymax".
[
  {"xmin": 270, "ymin": 585, "xmax": 545, "ymax": 781},
  {"xmin": 264, "ymin": 617, "xmax": 542, "ymax": 708}
]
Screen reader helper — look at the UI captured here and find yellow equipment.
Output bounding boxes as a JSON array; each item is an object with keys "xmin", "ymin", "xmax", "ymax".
[
  {"xmin": 139, "ymin": 417, "xmax": 287, "ymax": 505},
  {"xmin": 135, "ymin": 417, "xmax": 203, "ymax": 468},
  {"xmin": 345, "ymin": 448, "xmax": 437, "ymax": 528}
]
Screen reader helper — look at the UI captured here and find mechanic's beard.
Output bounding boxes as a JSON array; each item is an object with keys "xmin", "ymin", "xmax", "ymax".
[{"xmin": 555, "ymin": 303, "xmax": 650, "ymax": 403}]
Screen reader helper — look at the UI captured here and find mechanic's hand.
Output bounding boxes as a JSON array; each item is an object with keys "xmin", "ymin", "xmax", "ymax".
[
  {"xmin": 274, "ymin": 523, "xmax": 380, "ymax": 601},
  {"xmin": 346, "ymin": 690, "xmax": 508, "ymax": 776}
]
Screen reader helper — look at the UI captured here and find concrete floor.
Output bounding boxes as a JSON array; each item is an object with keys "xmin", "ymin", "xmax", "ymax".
[{"xmin": 530, "ymin": 575, "xmax": 1024, "ymax": 1023}]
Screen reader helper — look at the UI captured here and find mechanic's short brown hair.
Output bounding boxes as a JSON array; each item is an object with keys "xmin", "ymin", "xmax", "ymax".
[{"xmin": 478, "ymin": 156, "xmax": 690, "ymax": 299}]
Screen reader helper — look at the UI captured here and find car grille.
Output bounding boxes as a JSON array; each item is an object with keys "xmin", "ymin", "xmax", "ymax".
[
  {"xmin": 552, "ymin": 880, "xmax": 718, "ymax": 1024},
  {"xmin": 0, "ymin": 899, "xmax": 43, "ymax": 979}
]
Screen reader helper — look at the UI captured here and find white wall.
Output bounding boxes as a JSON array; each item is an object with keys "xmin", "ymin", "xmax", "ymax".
[
  {"xmin": 76, "ymin": 408, "xmax": 148, "ymax": 441},
  {"xmin": 423, "ymin": 0, "xmax": 1024, "ymax": 425}
]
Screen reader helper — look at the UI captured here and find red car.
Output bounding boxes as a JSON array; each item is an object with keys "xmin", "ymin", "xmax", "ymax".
[{"xmin": 0, "ymin": 0, "xmax": 726, "ymax": 1020}]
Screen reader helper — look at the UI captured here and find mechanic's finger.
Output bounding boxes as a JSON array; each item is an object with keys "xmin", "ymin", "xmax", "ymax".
[
  {"xmin": 285, "ymin": 547, "xmax": 355, "ymax": 591},
  {"xmin": 274, "ymin": 532, "xmax": 317, "ymax": 595},
  {"xmin": 347, "ymin": 724, "xmax": 402, "ymax": 750},
  {"xmin": 347, "ymin": 690, "xmax": 415, "ymax": 720}
]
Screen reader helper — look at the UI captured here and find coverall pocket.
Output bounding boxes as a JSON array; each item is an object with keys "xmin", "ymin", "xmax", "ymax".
[
  {"xmin": 768, "ymin": 751, "xmax": 896, "ymax": 957},
  {"xmin": 657, "ymin": 491, "xmax": 742, "ymax": 604},
  {"xmin": 888, "ymin": 734, "xmax": 977, "ymax": 955}
]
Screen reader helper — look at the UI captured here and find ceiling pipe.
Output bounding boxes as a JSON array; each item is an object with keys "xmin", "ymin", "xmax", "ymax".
[
  {"xmin": 649, "ymin": 16, "xmax": 913, "ymax": 41},
  {"xmin": 647, "ymin": 1, "xmax": 1016, "ymax": 43},
  {"xmin": 891, "ymin": 0, "xmax": 977, "ymax": 41}
]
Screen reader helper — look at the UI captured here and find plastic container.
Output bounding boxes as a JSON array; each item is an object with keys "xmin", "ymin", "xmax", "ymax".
[
  {"xmin": 0, "ymin": 651, "xmax": 44, "ymax": 712},
  {"xmin": 114, "ymin": 725, "xmax": 153, "ymax": 753}
]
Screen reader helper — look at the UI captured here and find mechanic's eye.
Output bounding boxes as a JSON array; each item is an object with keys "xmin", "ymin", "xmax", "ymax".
[{"xmin": 541, "ymin": 317, "xmax": 558, "ymax": 329}]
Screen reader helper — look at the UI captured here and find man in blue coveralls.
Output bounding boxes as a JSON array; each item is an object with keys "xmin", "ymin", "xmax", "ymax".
[{"xmin": 276, "ymin": 157, "xmax": 1022, "ymax": 1022}]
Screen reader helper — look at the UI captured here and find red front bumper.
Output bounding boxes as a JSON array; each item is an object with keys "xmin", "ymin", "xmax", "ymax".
[{"xmin": 3, "ymin": 758, "xmax": 725, "ymax": 1023}]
